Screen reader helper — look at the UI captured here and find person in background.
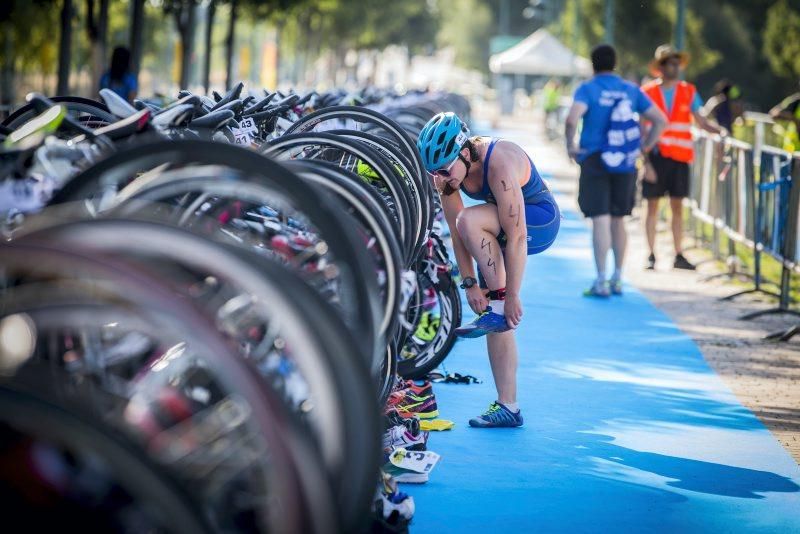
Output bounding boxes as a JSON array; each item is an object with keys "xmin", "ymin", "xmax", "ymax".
[
  {"xmin": 542, "ymin": 79, "xmax": 562, "ymax": 139},
  {"xmin": 769, "ymin": 80, "xmax": 800, "ymax": 153},
  {"xmin": 641, "ymin": 45, "xmax": 726, "ymax": 271},
  {"xmin": 100, "ymin": 46, "xmax": 137, "ymax": 103},
  {"xmin": 703, "ymin": 79, "xmax": 744, "ymax": 134},
  {"xmin": 565, "ymin": 44, "xmax": 667, "ymax": 297}
]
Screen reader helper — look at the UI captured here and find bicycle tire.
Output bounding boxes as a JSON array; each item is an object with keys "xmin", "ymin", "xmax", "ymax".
[
  {"xmin": 286, "ymin": 159, "xmax": 404, "ymax": 342},
  {"xmin": 0, "ymin": 374, "xmax": 215, "ymax": 533},
  {"xmin": 1, "ymin": 240, "xmax": 333, "ymax": 533},
  {"xmin": 264, "ymin": 132, "xmax": 416, "ymax": 266},
  {"xmin": 398, "ymin": 272, "xmax": 461, "ymax": 379},
  {"xmin": 2, "ymin": 96, "xmax": 117, "ymax": 129},
  {"xmin": 8, "ymin": 218, "xmax": 381, "ymax": 530}
]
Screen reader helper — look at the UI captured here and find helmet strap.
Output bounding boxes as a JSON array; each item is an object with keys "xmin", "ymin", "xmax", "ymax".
[
  {"xmin": 459, "ymin": 153, "xmax": 471, "ymax": 180},
  {"xmin": 465, "ymin": 139, "xmax": 480, "ymax": 162}
]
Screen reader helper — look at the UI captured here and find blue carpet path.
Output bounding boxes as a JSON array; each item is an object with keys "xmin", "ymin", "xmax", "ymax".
[{"xmin": 410, "ymin": 119, "xmax": 800, "ymax": 533}]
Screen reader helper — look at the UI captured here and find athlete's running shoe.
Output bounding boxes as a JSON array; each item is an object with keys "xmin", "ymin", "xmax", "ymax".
[
  {"xmin": 674, "ymin": 253, "xmax": 696, "ymax": 270},
  {"xmin": 468, "ymin": 401, "xmax": 523, "ymax": 428},
  {"xmin": 376, "ymin": 471, "xmax": 415, "ymax": 522},
  {"xmin": 646, "ymin": 253, "xmax": 656, "ymax": 270},
  {"xmin": 454, "ymin": 306, "xmax": 510, "ymax": 338},
  {"xmin": 395, "ymin": 393, "xmax": 439, "ymax": 420},
  {"xmin": 609, "ymin": 279, "xmax": 623, "ymax": 296},
  {"xmin": 402, "ymin": 380, "xmax": 433, "ymax": 398},
  {"xmin": 583, "ymin": 280, "xmax": 610, "ymax": 298},
  {"xmin": 382, "ymin": 425, "xmax": 428, "ymax": 453},
  {"xmin": 375, "ymin": 487, "xmax": 415, "ymax": 521}
]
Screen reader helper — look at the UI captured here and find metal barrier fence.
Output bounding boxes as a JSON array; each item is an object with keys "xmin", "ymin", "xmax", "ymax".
[{"xmin": 687, "ymin": 130, "xmax": 800, "ymax": 339}]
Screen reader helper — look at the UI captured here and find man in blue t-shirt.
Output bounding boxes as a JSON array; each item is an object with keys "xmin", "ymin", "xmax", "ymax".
[
  {"xmin": 99, "ymin": 46, "xmax": 137, "ymax": 103},
  {"xmin": 565, "ymin": 44, "xmax": 667, "ymax": 297}
]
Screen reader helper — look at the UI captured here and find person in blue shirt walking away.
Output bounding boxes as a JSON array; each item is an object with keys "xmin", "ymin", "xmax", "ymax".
[
  {"xmin": 417, "ymin": 113, "xmax": 561, "ymax": 428},
  {"xmin": 99, "ymin": 46, "xmax": 137, "ymax": 103},
  {"xmin": 565, "ymin": 44, "xmax": 667, "ymax": 297}
]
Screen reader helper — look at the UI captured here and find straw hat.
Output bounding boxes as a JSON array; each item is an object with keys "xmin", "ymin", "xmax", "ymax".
[{"xmin": 649, "ymin": 44, "xmax": 689, "ymax": 76}]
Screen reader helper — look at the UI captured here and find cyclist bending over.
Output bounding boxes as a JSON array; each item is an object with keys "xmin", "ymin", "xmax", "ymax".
[{"xmin": 417, "ymin": 113, "xmax": 560, "ymax": 428}]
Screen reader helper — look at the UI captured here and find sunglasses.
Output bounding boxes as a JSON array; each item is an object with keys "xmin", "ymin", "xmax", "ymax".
[{"xmin": 433, "ymin": 156, "xmax": 460, "ymax": 178}]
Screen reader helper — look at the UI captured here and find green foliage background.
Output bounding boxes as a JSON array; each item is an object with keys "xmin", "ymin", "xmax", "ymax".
[{"xmin": 1, "ymin": 0, "xmax": 799, "ymax": 109}]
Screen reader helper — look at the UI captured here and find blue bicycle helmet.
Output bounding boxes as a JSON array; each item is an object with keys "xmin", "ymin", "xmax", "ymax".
[{"xmin": 417, "ymin": 112, "xmax": 471, "ymax": 173}]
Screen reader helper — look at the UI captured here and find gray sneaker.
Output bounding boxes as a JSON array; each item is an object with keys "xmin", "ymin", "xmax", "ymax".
[
  {"xmin": 609, "ymin": 279, "xmax": 623, "ymax": 295},
  {"xmin": 583, "ymin": 280, "xmax": 610, "ymax": 298}
]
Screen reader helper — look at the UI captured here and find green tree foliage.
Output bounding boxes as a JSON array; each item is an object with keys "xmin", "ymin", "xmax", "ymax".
[
  {"xmin": 556, "ymin": 0, "xmax": 719, "ymax": 80},
  {"xmin": 292, "ymin": 0, "xmax": 437, "ymax": 52},
  {"xmin": 550, "ymin": 0, "xmax": 800, "ymax": 109},
  {"xmin": 0, "ymin": 1, "xmax": 61, "ymax": 77},
  {"xmin": 353, "ymin": 0, "xmax": 439, "ymax": 51},
  {"xmin": 436, "ymin": 0, "xmax": 493, "ymax": 72},
  {"xmin": 763, "ymin": 0, "xmax": 800, "ymax": 80}
]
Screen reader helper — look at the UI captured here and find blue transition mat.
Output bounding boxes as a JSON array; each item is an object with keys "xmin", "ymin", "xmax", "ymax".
[{"xmin": 410, "ymin": 125, "xmax": 800, "ymax": 533}]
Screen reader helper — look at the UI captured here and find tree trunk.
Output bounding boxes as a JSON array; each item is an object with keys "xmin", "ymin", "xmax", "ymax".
[
  {"xmin": 297, "ymin": 12, "xmax": 313, "ymax": 88},
  {"xmin": 130, "ymin": 0, "xmax": 145, "ymax": 82},
  {"xmin": 176, "ymin": 2, "xmax": 197, "ymax": 90},
  {"xmin": 1, "ymin": 21, "xmax": 14, "ymax": 116},
  {"xmin": 202, "ymin": 1, "xmax": 216, "ymax": 94},
  {"xmin": 57, "ymin": 0, "xmax": 73, "ymax": 95},
  {"xmin": 87, "ymin": 0, "xmax": 109, "ymax": 97},
  {"xmin": 225, "ymin": 0, "xmax": 237, "ymax": 91}
]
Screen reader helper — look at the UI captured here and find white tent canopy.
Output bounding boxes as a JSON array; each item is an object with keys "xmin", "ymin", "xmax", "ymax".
[{"xmin": 489, "ymin": 29, "xmax": 592, "ymax": 78}]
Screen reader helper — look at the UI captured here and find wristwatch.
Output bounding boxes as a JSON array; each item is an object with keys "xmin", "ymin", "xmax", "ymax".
[{"xmin": 460, "ymin": 277, "xmax": 477, "ymax": 289}]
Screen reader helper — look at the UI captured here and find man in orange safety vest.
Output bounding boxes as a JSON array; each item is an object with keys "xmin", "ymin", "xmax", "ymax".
[{"xmin": 641, "ymin": 44, "xmax": 726, "ymax": 271}]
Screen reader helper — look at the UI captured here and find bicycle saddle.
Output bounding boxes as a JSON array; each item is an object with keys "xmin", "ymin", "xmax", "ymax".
[
  {"xmin": 189, "ymin": 109, "xmax": 234, "ymax": 130},
  {"xmin": 99, "ymin": 88, "xmax": 138, "ymax": 119}
]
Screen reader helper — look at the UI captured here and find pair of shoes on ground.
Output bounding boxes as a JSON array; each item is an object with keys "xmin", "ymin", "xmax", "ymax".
[
  {"xmin": 583, "ymin": 279, "xmax": 623, "ymax": 298},
  {"xmin": 468, "ymin": 401, "xmax": 523, "ymax": 428},
  {"xmin": 455, "ymin": 306, "xmax": 510, "ymax": 338},
  {"xmin": 647, "ymin": 252, "xmax": 696, "ymax": 271},
  {"xmin": 387, "ymin": 381, "xmax": 439, "ymax": 420},
  {"xmin": 382, "ymin": 424, "xmax": 428, "ymax": 454}
]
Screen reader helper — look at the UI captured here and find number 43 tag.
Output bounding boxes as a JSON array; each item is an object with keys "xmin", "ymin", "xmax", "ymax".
[
  {"xmin": 239, "ymin": 117, "xmax": 257, "ymax": 134},
  {"xmin": 389, "ymin": 447, "xmax": 440, "ymax": 474}
]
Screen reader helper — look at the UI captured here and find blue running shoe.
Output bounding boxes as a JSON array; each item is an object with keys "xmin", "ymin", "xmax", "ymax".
[
  {"xmin": 468, "ymin": 402, "xmax": 523, "ymax": 428},
  {"xmin": 454, "ymin": 307, "xmax": 509, "ymax": 338}
]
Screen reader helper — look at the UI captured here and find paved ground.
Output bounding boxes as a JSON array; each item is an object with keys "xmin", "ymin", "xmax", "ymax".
[{"xmin": 410, "ymin": 117, "xmax": 800, "ymax": 532}]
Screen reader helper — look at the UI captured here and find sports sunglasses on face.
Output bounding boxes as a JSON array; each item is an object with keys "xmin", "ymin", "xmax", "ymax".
[{"xmin": 433, "ymin": 156, "xmax": 459, "ymax": 177}]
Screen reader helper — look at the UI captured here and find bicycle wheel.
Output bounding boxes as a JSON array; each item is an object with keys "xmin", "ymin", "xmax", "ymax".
[
  {"xmin": 325, "ymin": 129, "xmax": 432, "ymax": 264},
  {"xmin": 285, "ymin": 106, "xmax": 430, "ymax": 233},
  {"xmin": 398, "ymin": 271, "xmax": 461, "ymax": 379},
  {"xmin": 8, "ymin": 217, "xmax": 382, "ymax": 530},
  {"xmin": 285, "ymin": 105, "xmax": 425, "ymax": 188},
  {"xmin": 0, "ymin": 240, "xmax": 335, "ymax": 533},
  {"xmin": 285, "ymin": 159, "xmax": 404, "ymax": 342},
  {"xmin": 51, "ymin": 139, "xmax": 382, "ymax": 367},
  {"xmin": 264, "ymin": 132, "xmax": 416, "ymax": 266},
  {"xmin": 2, "ymin": 96, "xmax": 117, "ymax": 130},
  {"xmin": 0, "ymin": 372, "xmax": 214, "ymax": 533}
]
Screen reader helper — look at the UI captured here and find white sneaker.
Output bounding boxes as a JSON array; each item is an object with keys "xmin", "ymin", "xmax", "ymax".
[
  {"xmin": 376, "ymin": 489, "xmax": 415, "ymax": 520},
  {"xmin": 382, "ymin": 425, "xmax": 427, "ymax": 453}
]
